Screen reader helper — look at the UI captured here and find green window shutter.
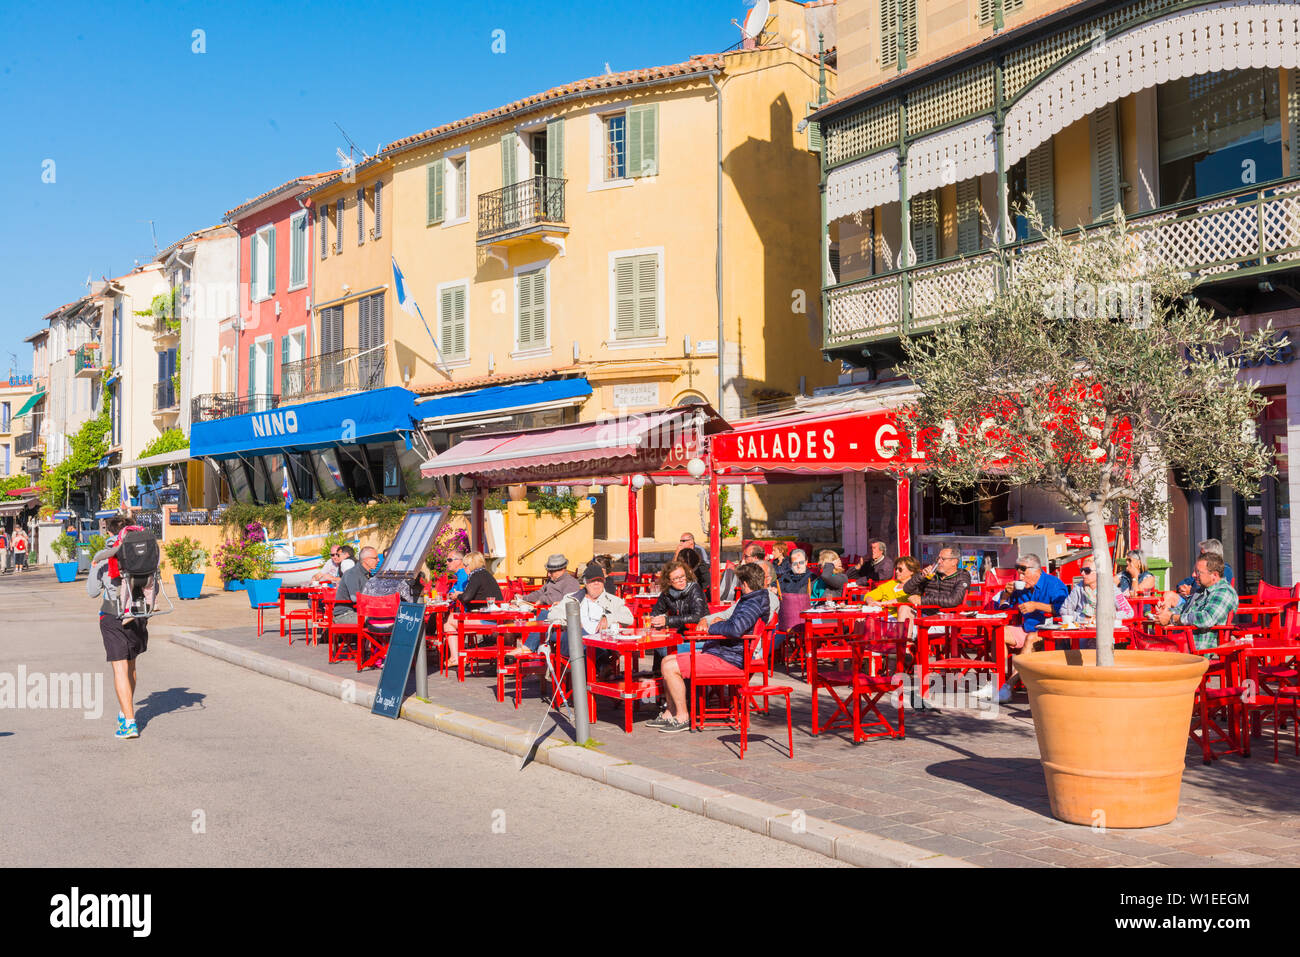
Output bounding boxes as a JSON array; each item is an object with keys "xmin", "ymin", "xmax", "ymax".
[
  {"xmin": 910, "ymin": 191, "xmax": 939, "ymax": 264},
  {"xmin": 440, "ymin": 286, "xmax": 467, "ymax": 359},
  {"xmin": 452, "ymin": 285, "xmax": 466, "ymax": 358},
  {"xmin": 334, "ymin": 198, "xmax": 344, "ymax": 255},
  {"xmin": 1025, "ymin": 140, "xmax": 1055, "ymax": 233},
  {"xmin": 880, "ymin": 0, "xmax": 898, "ymax": 67},
  {"xmin": 247, "ymin": 343, "xmax": 255, "ymax": 398},
  {"xmin": 1289, "ymin": 75, "xmax": 1300, "ymax": 176},
  {"xmin": 956, "ymin": 179, "xmax": 980, "ymax": 254},
  {"xmin": 356, "ymin": 188, "xmax": 365, "ymax": 245},
  {"xmin": 627, "ymin": 104, "xmax": 658, "ymax": 177},
  {"xmin": 531, "ymin": 270, "xmax": 547, "ymax": 345},
  {"xmin": 1090, "ymin": 104, "xmax": 1122, "ymax": 221},
  {"xmin": 501, "ymin": 132, "xmax": 518, "ymax": 187},
  {"xmin": 290, "ymin": 215, "xmax": 305, "ymax": 287},
  {"xmin": 546, "ymin": 118, "xmax": 565, "ymax": 180},
  {"xmin": 249, "ymin": 233, "xmax": 259, "ymax": 298},
  {"xmin": 320, "ymin": 204, "xmax": 329, "ymax": 259},
  {"xmin": 280, "ymin": 335, "xmax": 290, "ymax": 394},
  {"xmin": 266, "ymin": 225, "xmax": 276, "ymax": 295},
  {"xmin": 635, "ymin": 255, "xmax": 658, "ymax": 336},
  {"xmin": 427, "ymin": 162, "xmax": 444, "ymax": 224},
  {"xmin": 806, "ymin": 104, "xmax": 823, "ymax": 153},
  {"xmin": 518, "ymin": 269, "xmax": 546, "ymax": 348},
  {"xmin": 614, "ymin": 257, "xmax": 637, "ymax": 338}
]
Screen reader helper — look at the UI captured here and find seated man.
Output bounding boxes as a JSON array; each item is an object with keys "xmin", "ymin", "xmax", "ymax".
[
  {"xmin": 311, "ymin": 544, "xmax": 355, "ymax": 584},
  {"xmin": 652, "ymin": 563, "xmax": 769, "ymax": 734},
  {"xmin": 524, "ymin": 553, "xmax": 580, "ymax": 607},
  {"xmin": 1161, "ymin": 539, "xmax": 1234, "ymax": 613},
  {"xmin": 331, "ymin": 546, "xmax": 380, "ymax": 623},
  {"xmin": 544, "ymin": 565, "xmax": 634, "ymax": 674},
  {"xmin": 1154, "ymin": 553, "xmax": 1238, "ymax": 650},
  {"xmin": 896, "ymin": 544, "xmax": 971, "ymax": 621},
  {"xmin": 851, "ymin": 539, "xmax": 894, "ymax": 584},
  {"xmin": 443, "ymin": 551, "xmax": 469, "ymax": 601},
  {"xmin": 1060, "ymin": 560, "xmax": 1134, "ymax": 623},
  {"xmin": 704, "ymin": 559, "xmax": 780, "ymax": 627},
  {"xmin": 994, "ymin": 553, "xmax": 1068, "ymax": 702}
]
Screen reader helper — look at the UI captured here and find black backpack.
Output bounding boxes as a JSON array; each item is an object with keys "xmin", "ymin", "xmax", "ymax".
[{"xmin": 118, "ymin": 530, "xmax": 160, "ymax": 578}]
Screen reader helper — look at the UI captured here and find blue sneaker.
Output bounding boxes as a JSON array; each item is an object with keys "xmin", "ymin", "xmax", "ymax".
[
  {"xmin": 117, "ymin": 712, "xmax": 126, "ymax": 733},
  {"xmin": 115, "ymin": 720, "xmax": 139, "ymax": 739}
]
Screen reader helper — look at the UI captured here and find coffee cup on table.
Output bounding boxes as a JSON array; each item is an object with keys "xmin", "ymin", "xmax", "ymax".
[{"xmin": 1014, "ymin": 581, "xmax": 1026, "ymax": 591}]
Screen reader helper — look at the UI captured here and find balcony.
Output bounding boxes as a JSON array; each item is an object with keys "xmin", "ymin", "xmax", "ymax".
[
  {"xmin": 74, "ymin": 344, "xmax": 102, "ymax": 379},
  {"xmin": 281, "ymin": 348, "xmax": 359, "ymax": 402},
  {"xmin": 477, "ymin": 176, "xmax": 568, "ymax": 247},
  {"xmin": 825, "ymin": 180, "xmax": 1300, "ymax": 351},
  {"xmin": 153, "ymin": 380, "xmax": 179, "ymax": 414},
  {"xmin": 153, "ymin": 313, "xmax": 180, "ymax": 344},
  {"xmin": 14, "ymin": 432, "xmax": 41, "ymax": 457},
  {"xmin": 191, "ymin": 393, "xmax": 281, "ymax": 422}
]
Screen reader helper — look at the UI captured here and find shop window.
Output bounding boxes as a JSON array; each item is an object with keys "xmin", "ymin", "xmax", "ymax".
[
  {"xmin": 221, "ymin": 459, "xmax": 254, "ymax": 505},
  {"xmin": 312, "ymin": 448, "xmax": 350, "ymax": 500},
  {"xmin": 335, "ymin": 444, "xmax": 378, "ymax": 499}
]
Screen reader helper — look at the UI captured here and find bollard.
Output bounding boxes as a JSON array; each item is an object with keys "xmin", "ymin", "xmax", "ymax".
[
  {"xmin": 415, "ymin": 616, "xmax": 429, "ymax": 701},
  {"xmin": 567, "ymin": 602, "xmax": 590, "ymax": 743}
]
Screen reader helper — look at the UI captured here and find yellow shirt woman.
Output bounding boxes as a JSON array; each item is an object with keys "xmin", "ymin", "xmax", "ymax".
[{"xmin": 867, "ymin": 579, "xmax": 906, "ymax": 603}]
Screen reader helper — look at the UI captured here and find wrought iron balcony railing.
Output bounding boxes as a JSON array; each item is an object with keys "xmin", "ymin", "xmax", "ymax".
[
  {"xmin": 825, "ymin": 179, "xmax": 1300, "ymax": 349},
  {"xmin": 14, "ymin": 431, "xmax": 40, "ymax": 455},
  {"xmin": 281, "ymin": 348, "xmax": 358, "ymax": 401},
  {"xmin": 191, "ymin": 393, "xmax": 281, "ymax": 421},
  {"xmin": 74, "ymin": 344, "xmax": 102, "ymax": 378},
  {"xmin": 477, "ymin": 176, "xmax": 566, "ymax": 241}
]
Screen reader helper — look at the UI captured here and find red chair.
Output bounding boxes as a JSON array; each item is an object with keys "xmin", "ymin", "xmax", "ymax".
[
  {"xmin": 738, "ymin": 681, "xmax": 794, "ymax": 758},
  {"xmin": 846, "ymin": 617, "xmax": 909, "ymax": 742},
  {"xmin": 356, "ymin": 592, "xmax": 401, "ymax": 672},
  {"xmin": 320, "ymin": 595, "xmax": 362, "ymax": 665},
  {"xmin": 279, "ymin": 586, "xmax": 314, "ymax": 644},
  {"xmin": 685, "ymin": 618, "xmax": 769, "ymax": 733},
  {"xmin": 806, "ymin": 620, "xmax": 856, "ymax": 735},
  {"xmin": 496, "ymin": 622, "xmax": 552, "ymax": 705},
  {"xmin": 1189, "ymin": 639, "xmax": 1252, "ymax": 764}
]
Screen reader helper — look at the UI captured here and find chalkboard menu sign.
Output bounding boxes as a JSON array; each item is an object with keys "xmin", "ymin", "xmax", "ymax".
[{"xmin": 371, "ymin": 602, "xmax": 427, "ymax": 719}]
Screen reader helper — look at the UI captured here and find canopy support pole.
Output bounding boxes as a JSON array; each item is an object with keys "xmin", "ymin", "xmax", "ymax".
[
  {"xmin": 472, "ymin": 485, "xmax": 486, "ymax": 555},
  {"xmin": 627, "ymin": 477, "xmax": 639, "ymax": 577},
  {"xmin": 1128, "ymin": 499, "xmax": 1140, "ymax": 553},
  {"xmin": 896, "ymin": 475, "xmax": 911, "ymax": 558},
  {"xmin": 708, "ymin": 460, "xmax": 721, "ymax": 600}
]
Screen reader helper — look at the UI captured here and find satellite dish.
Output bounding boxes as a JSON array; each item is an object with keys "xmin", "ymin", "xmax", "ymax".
[{"xmin": 741, "ymin": 0, "xmax": 770, "ymax": 41}]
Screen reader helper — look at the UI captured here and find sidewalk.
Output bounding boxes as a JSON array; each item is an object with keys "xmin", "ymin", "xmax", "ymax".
[{"xmin": 160, "ymin": 587, "xmax": 1300, "ymax": 867}]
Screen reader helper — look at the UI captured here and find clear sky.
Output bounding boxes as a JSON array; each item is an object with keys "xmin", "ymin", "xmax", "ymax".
[{"xmin": 0, "ymin": 0, "xmax": 747, "ymax": 373}]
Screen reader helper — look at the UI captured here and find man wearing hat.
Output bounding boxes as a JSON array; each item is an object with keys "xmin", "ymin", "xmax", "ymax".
[
  {"xmin": 543, "ymin": 564, "xmax": 634, "ymax": 675},
  {"xmin": 524, "ymin": 554, "xmax": 580, "ymax": 607}
]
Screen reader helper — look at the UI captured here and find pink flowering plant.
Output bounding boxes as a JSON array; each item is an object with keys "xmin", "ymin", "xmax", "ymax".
[
  {"xmin": 426, "ymin": 526, "xmax": 470, "ymax": 575},
  {"xmin": 214, "ymin": 522, "xmax": 274, "ymax": 582}
]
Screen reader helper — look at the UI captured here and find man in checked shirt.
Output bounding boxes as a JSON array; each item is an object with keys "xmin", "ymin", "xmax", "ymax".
[{"xmin": 1154, "ymin": 553, "xmax": 1238, "ymax": 649}]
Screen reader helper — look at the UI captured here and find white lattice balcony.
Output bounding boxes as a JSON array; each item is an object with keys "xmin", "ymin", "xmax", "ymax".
[{"xmin": 825, "ymin": 179, "xmax": 1300, "ymax": 349}]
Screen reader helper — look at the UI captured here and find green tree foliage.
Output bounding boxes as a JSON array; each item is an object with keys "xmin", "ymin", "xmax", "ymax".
[
  {"xmin": 135, "ymin": 427, "xmax": 188, "ymax": 486},
  {"xmin": 900, "ymin": 205, "xmax": 1280, "ymax": 665},
  {"xmin": 40, "ymin": 376, "xmax": 112, "ymax": 510}
]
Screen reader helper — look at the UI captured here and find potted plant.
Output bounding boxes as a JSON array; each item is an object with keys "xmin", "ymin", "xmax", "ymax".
[
  {"xmin": 242, "ymin": 540, "xmax": 282, "ymax": 609},
  {"xmin": 51, "ymin": 533, "xmax": 79, "ymax": 583},
  {"xmin": 164, "ymin": 536, "xmax": 209, "ymax": 600},
  {"xmin": 213, "ymin": 538, "xmax": 250, "ymax": 590},
  {"xmin": 901, "ymin": 204, "xmax": 1277, "ymax": 827}
]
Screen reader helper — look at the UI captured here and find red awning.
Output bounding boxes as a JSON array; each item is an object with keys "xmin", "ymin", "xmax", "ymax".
[
  {"xmin": 420, "ymin": 405, "xmax": 724, "ymax": 484},
  {"xmin": 5, "ymin": 485, "xmax": 44, "ymax": 497},
  {"xmin": 711, "ymin": 407, "xmax": 923, "ymax": 474}
]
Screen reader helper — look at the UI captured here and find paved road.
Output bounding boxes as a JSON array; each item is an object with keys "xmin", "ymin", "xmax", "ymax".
[{"xmin": 0, "ymin": 573, "xmax": 840, "ymax": 867}]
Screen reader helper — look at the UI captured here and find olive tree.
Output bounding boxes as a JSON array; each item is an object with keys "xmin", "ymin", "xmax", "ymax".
[{"xmin": 900, "ymin": 207, "xmax": 1279, "ymax": 665}]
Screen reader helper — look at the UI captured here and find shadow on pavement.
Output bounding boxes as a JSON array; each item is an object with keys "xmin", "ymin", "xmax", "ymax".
[{"xmin": 134, "ymin": 687, "xmax": 207, "ymax": 730}]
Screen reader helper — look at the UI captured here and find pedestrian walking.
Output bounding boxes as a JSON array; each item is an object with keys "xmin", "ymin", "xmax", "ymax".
[
  {"xmin": 11, "ymin": 527, "xmax": 28, "ymax": 572},
  {"xmin": 92, "ymin": 516, "xmax": 150, "ymax": 740}
]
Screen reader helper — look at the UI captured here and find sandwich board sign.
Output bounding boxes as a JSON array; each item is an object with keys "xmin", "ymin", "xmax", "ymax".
[{"xmin": 371, "ymin": 602, "xmax": 427, "ymax": 719}]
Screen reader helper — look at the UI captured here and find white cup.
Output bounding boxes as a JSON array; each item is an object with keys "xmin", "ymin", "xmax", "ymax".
[{"xmin": 1014, "ymin": 581, "xmax": 1026, "ymax": 591}]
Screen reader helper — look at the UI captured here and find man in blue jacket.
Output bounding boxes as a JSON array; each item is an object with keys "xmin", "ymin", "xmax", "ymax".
[
  {"xmin": 994, "ymin": 553, "xmax": 1068, "ymax": 702},
  {"xmin": 652, "ymin": 564, "xmax": 769, "ymax": 734}
]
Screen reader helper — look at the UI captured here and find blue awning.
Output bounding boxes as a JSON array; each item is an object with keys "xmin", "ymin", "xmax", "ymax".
[
  {"xmin": 190, "ymin": 387, "xmax": 421, "ymax": 459},
  {"xmin": 416, "ymin": 377, "xmax": 591, "ymax": 425},
  {"xmin": 97, "ymin": 455, "xmax": 112, "ymax": 468},
  {"xmin": 94, "ymin": 509, "xmax": 120, "ymax": 519}
]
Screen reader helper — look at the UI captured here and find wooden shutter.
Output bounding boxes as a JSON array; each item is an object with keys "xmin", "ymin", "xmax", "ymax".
[
  {"xmin": 250, "ymin": 233, "xmax": 259, "ymax": 298},
  {"xmin": 518, "ymin": 269, "xmax": 546, "ymax": 349},
  {"xmin": 334, "ymin": 197, "xmax": 344, "ymax": 254},
  {"xmin": 613, "ymin": 254, "xmax": 658, "ymax": 339},
  {"xmin": 266, "ymin": 225, "xmax": 276, "ymax": 295},
  {"xmin": 263, "ymin": 340, "xmax": 273, "ymax": 396},
  {"xmin": 1091, "ymin": 104, "xmax": 1122, "ymax": 221},
  {"xmin": 1025, "ymin": 140, "xmax": 1055, "ymax": 233},
  {"xmin": 546, "ymin": 118, "xmax": 564, "ymax": 179},
  {"xmin": 910, "ymin": 191, "xmax": 939, "ymax": 264},
  {"xmin": 614, "ymin": 257, "xmax": 637, "ymax": 338},
  {"xmin": 440, "ymin": 287, "xmax": 457, "ymax": 358},
  {"xmin": 247, "ymin": 343, "xmax": 255, "ymax": 398},
  {"xmin": 501, "ymin": 132, "xmax": 518, "ymax": 187},
  {"xmin": 356, "ymin": 188, "xmax": 365, "ymax": 245},
  {"xmin": 373, "ymin": 180, "xmax": 383, "ymax": 238},
  {"xmin": 902, "ymin": 0, "xmax": 918, "ymax": 59},
  {"xmin": 290, "ymin": 215, "xmax": 305, "ymax": 287},
  {"xmin": 320, "ymin": 205, "xmax": 328, "ymax": 259},
  {"xmin": 280, "ymin": 334, "xmax": 290, "ymax": 395},
  {"xmin": 635, "ymin": 255, "xmax": 658, "ymax": 336},
  {"xmin": 451, "ymin": 285, "xmax": 466, "ymax": 358},
  {"xmin": 806, "ymin": 104, "xmax": 823, "ymax": 153},
  {"xmin": 956, "ymin": 179, "xmax": 980, "ymax": 254},
  {"xmin": 1289, "ymin": 71, "xmax": 1300, "ymax": 176},
  {"xmin": 627, "ymin": 104, "xmax": 659, "ymax": 177},
  {"xmin": 427, "ymin": 162, "xmax": 444, "ymax": 224},
  {"xmin": 881, "ymin": 0, "xmax": 899, "ymax": 66},
  {"xmin": 978, "ymin": 0, "xmax": 995, "ymax": 25}
]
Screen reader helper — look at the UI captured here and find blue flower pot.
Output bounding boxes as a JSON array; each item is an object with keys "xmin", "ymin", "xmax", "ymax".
[
  {"xmin": 245, "ymin": 578, "xmax": 284, "ymax": 609},
  {"xmin": 174, "ymin": 573, "xmax": 205, "ymax": 600},
  {"xmin": 54, "ymin": 561, "xmax": 79, "ymax": 583},
  {"xmin": 225, "ymin": 579, "xmax": 246, "ymax": 591}
]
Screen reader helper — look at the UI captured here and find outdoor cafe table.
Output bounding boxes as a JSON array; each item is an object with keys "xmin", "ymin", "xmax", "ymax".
[
  {"xmin": 452, "ymin": 606, "xmax": 538, "ymax": 681},
  {"xmin": 1035, "ymin": 622, "xmax": 1133, "ymax": 651},
  {"xmin": 278, "ymin": 583, "xmax": 334, "ymax": 644},
  {"xmin": 914, "ymin": 612, "xmax": 1010, "ymax": 694},
  {"xmin": 625, "ymin": 592, "xmax": 661, "ymax": 626},
  {"xmin": 581, "ymin": 628, "xmax": 681, "ymax": 732}
]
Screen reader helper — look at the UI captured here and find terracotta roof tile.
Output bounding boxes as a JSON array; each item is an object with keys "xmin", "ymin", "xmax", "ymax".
[
  {"xmin": 224, "ymin": 170, "xmax": 341, "ymax": 220},
  {"xmin": 412, "ymin": 366, "xmax": 585, "ymax": 397}
]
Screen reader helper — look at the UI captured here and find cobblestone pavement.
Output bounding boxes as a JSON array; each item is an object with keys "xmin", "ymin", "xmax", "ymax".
[{"xmin": 170, "ymin": 586, "xmax": 1300, "ymax": 867}]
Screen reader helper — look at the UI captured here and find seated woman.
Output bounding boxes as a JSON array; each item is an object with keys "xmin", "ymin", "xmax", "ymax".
[
  {"xmin": 646, "ymin": 560, "xmax": 709, "ymax": 673},
  {"xmin": 865, "ymin": 555, "xmax": 922, "ymax": 604},
  {"xmin": 678, "ymin": 546, "xmax": 710, "ymax": 601},
  {"xmin": 813, "ymin": 549, "xmax": 848, "ymax": 600},
  {"xmin": 443, "ymin": 551, "xmax": 502, "ymax": 668},
  {"xmin": 1116, "ymin": 549, "xmax": 1157, "ymax": 596},
  {"xmin": 770, "ymin": 542, "xmax": 792, "ymax": 580}
]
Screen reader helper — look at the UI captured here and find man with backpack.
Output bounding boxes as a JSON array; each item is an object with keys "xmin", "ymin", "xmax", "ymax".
[{"xmin": 92, "ymin": 516, "xmax": 160, "ymax": 740}]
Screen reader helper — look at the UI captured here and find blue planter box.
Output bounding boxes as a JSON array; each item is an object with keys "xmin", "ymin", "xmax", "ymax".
[
  {"xmin": 174, "ymin": 573, "xmax": 205, "ymax": 600},
  {"xmin": 225, "ymin": 579, "xmax": 246, "ymax": 591},
  {"xmin": 245, "ymin": 578, "xmax": 283, "ymax": 609},
  {"xmin": 54, "ymin": 561, "xmax": 79, "ymax": 583}
]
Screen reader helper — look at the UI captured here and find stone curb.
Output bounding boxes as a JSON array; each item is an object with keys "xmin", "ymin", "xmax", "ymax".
[{"xmin": 164, "ymin": 628, "xmax": 978, "ymax": 868}]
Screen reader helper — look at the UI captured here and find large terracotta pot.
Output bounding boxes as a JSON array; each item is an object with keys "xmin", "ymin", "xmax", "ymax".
[{"xmin": 1015, "ymin": 649, "xmax": 1208, "ymax": 829}]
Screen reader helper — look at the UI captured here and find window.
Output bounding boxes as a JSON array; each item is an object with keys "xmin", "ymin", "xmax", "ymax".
[
  {"xmin": 319, "ymin": 305, "xmax": 345, "ymax": 390},
  {"xmin": 357, "ymin": 293, "xmax": 385, "ymax": 387},
  {"xmin": 978, "ymin": 0, "xmax": 1024, "ymax": 26},
  {"xmin": 881, "ymin": 0, "xmax": 918, "ymax": 68},
  {"xmin": 356, "ymin": 187, "xmax": 366, "ymax": 245},
  {"xmin": 532, "ymin": 132, "xmax": 548, "ymax": 178},
  {"xmin": 452, "ymin": 157, "xmax": 467, "ymax": 221},
  {"xmin": 289, "ymin": 211, "xmax": 307, "ymax": 289},
  {"xmin": 909, "ymin": 190, "xmax": 939, "ymax": 263},
  {"xmin": 515, "ymin": 265, "xmax": 548, "ymax": 351},
  {"xmin": 319, "ymin": 204, "xmax": 330, "ymax": 259},
  {"xmin": 426, "ymin": 161, "xmax": 444, "ymax": 225},
  {"xmin": 251, "ymin": 226, "xmax": 275, "ymax": 300},
  {"xmin": 373, "ymin": 180, "xmax": 383, "ymax": 238},
  {"xmin": 605, "ymin": 114, "xmax": 626, "ymax": 180},
  {"xmin": 438, "ymin": 281, "xmax": 468, "ymax": 362},
  {"xmin": 611, "ymin": 251, "xmax": 661, "ymax": 340},
  {"xmin": 1158, "ymin": 69, "xmax": 1282, "ymax": 206},
  {"xmin": 335, "ymin": 197, "xmax": 344, "ymax": 255},
  {"xmin": 602, "ymin": 105, "xmax": 657, "ymax": 182},
  {"xmin": 280, "ymin": 327, "xmax": 307, "ymax": 397}
]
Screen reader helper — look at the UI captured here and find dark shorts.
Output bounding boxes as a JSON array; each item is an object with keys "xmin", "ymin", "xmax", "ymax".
[
  {"xmin": 14, "ymin": 552, "xmax": 26, "ymax": 566},
  {"xmin": 101, "ymin": 613, "xmax": 149, "ymax": 662}
]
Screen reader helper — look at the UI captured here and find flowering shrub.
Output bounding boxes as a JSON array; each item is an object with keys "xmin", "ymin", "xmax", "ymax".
[
  {"xmin": 214, "ymin": 524, "xmax": 274, "ymax": 582},
  {"xmin": 244, "ymin": 522, "xmax": 266, "ymax": 543},
  {"xmin": 426, "ymin": 526, "xmax": 470, "ymax": 575}
]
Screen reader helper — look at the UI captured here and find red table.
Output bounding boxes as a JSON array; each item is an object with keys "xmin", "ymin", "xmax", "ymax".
[
  {"xmin": 1231, "ymin": 604, "xmax": 1288, "ymax": 643},
  {"xmin": 1035, "ymin": 623, "xmax": 1133, "ymax": 651},
  {"xmin": 625, "ymin": 593, "xmax": 661, "ymax": 626},
  {"xmin": 914, "ymin": 612, "xmax": 1010, "ymax": 698},
  {"xmin": 278, "ymin": 584, "xmax": 334, "ymax": 644},
  {"xmin": 452, "ymin": 607, "xmax": 537, "ymax": 681},
  {"xmin": 582, "ymin": 629, "xmax": 681, "ymax": 732}
]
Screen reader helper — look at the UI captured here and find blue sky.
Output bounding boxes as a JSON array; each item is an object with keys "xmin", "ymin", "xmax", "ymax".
[{"xmin": 0, "ymin": 0, "xmax": 746, "ymax": 372}]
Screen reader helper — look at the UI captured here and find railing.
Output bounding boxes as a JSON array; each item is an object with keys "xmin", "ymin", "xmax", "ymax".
[
  {"xmin": 281, "ymin": 348, "xmax": 358, "ymax": 401},
  {"xmin": 478, "ymin": 176, "xmax": 566, "ymax": 240},
  {"xmin": 14, "ymin": 432, "xmax": 39, "ymax": 455},
  {"xmin": 826, "ymin": 179, "xmax": 1300, "ymax": 348},
  {"xmin": 153, "ymin": 381, "xmax": 178, "ymax": 412},
  {"xmin": 154, "ymin": 314, "xmax": 179, "ymax": 337},
  {"xmin": 169, "ymin": 507, "xmax": 228, "ymax": 526},
  {"xmin": 74, "ymin": 344, "xmax": 101, "ymax": 376},
  {"xmin": 191, "ymin": 393, "xmax": 281, "ymax": 421}
]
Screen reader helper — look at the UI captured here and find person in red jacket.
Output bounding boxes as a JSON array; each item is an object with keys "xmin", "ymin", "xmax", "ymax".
[{"xmin": 12, "ymin": 527, "xmax": 28, "ymax": 571}]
